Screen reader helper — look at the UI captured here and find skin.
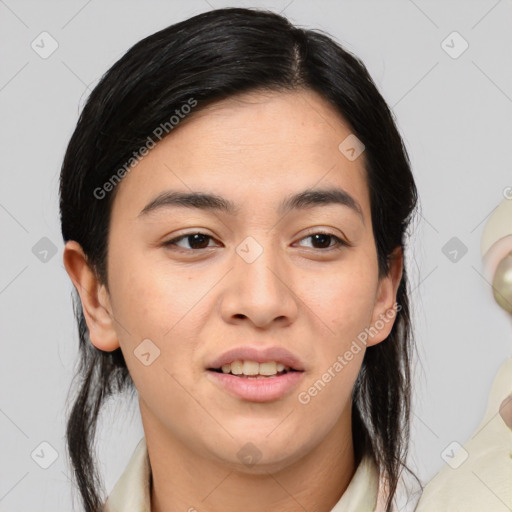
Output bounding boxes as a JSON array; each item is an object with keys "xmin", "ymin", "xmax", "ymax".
[{"xmin": 64, "ymin": 88, "xmax": 403, "ymax": 512}]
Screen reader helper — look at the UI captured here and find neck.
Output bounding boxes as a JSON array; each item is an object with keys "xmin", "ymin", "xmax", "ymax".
[{"xmin": 141, "ymin": 401, "xmax": 356, "ymax": 512}]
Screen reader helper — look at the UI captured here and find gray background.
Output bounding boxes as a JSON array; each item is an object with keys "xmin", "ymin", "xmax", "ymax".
[{"xmin": 1, "ymin": 0, "xmax": 511, "ymax": 510}]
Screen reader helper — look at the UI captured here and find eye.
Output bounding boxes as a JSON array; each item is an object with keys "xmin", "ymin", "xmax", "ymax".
[
  {"xmin": 295, "ymin": 231, "xmax": 349, "ymax": 251},
  {"xmin": 163, "ymin": 232, "xmax": 219, "ymax": 251},
  {"xmin": 162, "ymin": 230, "xmax": 350, "ymax": 253}
]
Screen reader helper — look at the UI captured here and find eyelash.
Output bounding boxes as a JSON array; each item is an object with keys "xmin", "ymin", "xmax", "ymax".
[{"xmin": 162, "ymin": 231, "xmax": 350, "ymax": 253}]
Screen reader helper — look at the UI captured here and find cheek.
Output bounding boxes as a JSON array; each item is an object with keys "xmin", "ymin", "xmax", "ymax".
[
  {"xmin": 303, "ymin": 253, "xmax": 379, "ymax": 344},
  {"xmin": 107, "ymin": 258, "xmax": 208, "ymax": 427},
  {"xmin": 108, "ymin": 244, "xmax": 206, "ymax": 338},
  {"xmin": 294, "ymin": 247, "xmax": 378, "ymax": 412},
  {"xmin": 107, "ymin": 249, "xmax": 229, "ymax": 404},
  {"xmin": 294, "ymin": 266, "xmax": 375, "ymax": 429}
]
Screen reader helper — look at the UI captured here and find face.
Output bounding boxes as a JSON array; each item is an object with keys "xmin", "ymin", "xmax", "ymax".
[{"xmin": 66, "ymin": 88, "xmax": 402, "ymax": 473}]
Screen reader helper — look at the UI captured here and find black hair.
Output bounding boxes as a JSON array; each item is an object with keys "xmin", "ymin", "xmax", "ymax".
[{"xmin": 59, "ymin": 7, "xmax": 420, "ymax": 511}]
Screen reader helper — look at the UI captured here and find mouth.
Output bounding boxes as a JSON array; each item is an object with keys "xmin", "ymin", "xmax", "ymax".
[
  {"xmin": 207, "ymin": 360, "xmax": 302, "ymax": 379},
  {"xmin": 205, "ymin": 359, "xmax": 305, "ymax": 402},
  {"xmin": 205, "ymin": 346, "xmax": 306, "ymax": 402}
]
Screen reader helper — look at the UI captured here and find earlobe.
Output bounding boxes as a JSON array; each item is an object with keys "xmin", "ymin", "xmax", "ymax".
[
  {"xmin": 62, "ymin": 241, "xmax": 120, "ymax": 352},
  {"xmin": 366, "ymin": 246, "xmax": 404, "ymax": 347}
]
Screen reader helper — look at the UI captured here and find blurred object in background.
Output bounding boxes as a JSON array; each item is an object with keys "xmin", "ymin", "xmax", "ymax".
[{"xmin": 415, "ymin": 196, "xmax": 512, "ymax": 511}]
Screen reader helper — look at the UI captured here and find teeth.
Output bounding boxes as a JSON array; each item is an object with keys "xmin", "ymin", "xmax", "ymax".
[
  {"xmin": 230, "ymin": 361, "xmax": 243, "ymax": 375},
  {"xmin": 219, "ymin": 360, "xmax": 290, "ymax": 376},
  {"xmin": 243, "ymin": 360, "xmax": 259, "ymax": 375},
  {"xmin": 259, "ymin": 362, "xmax": 277, "ymax": 375}
]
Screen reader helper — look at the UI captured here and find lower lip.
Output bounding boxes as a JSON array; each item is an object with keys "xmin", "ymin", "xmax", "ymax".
[{"xmin": 206, "ymin": 370, "xmax": 305, "ymax": 402}]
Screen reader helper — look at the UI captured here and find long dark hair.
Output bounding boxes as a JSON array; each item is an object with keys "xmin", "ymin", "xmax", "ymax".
[{"xmin": 59, "ymin": 7, "xmax": 420, "ymax": 511}]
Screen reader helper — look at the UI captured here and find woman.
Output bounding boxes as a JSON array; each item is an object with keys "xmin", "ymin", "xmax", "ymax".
[{"xmin": 60, "ymin": 7, "xmax": 420, "ymax": 512}]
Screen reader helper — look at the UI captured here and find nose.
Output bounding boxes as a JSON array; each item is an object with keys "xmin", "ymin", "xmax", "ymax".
[{"xmin": 220, "ymin": 238, "xmax": 299, "ymax": 329}]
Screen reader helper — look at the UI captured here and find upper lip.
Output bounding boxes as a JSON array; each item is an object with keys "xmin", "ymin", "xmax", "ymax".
[{"xmin": 207, "ymin": 346, "xmax": 305, "ymax": 371}]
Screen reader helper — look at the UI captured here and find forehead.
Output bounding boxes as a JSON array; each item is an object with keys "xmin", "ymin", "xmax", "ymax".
[{"xmin": 110, "ymin": 88, "xmax": 369, "ymax": 220}]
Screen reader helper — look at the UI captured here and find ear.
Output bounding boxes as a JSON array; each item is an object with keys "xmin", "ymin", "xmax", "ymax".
[
  {"xmin": 366, "ymin": 246, "xmax": 404, "ymax": 347},
  {"xmin": 62, "ymin": 240, "xmax": 120, "ymax": 352}
]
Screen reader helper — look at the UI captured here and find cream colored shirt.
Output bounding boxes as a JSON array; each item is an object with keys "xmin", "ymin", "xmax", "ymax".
[
  {"xmin": 415, "ymin": 358, "xmax": 512, "ymax": 511},
  {"xmin": 103, "ymin": 438, "xmax": 389, "ymax": 511}
]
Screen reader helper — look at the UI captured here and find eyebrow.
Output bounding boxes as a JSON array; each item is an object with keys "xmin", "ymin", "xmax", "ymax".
[{"xmin": 138, "ymin": 186, "xmax": 364, "ymax": 223}]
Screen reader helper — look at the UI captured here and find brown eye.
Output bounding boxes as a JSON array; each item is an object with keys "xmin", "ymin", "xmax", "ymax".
[
  {"xmin": 163, "ymin": 232, "xmax": 217, "ymax": 251},
  {"xmin": 297, "ymin": 232, "xmax": 348, "ymax": 250}
]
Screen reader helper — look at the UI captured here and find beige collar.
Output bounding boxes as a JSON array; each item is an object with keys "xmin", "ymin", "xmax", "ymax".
[{"xmin": 104, "ymin": 437, "xmax": 381, "ymax": 511}]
